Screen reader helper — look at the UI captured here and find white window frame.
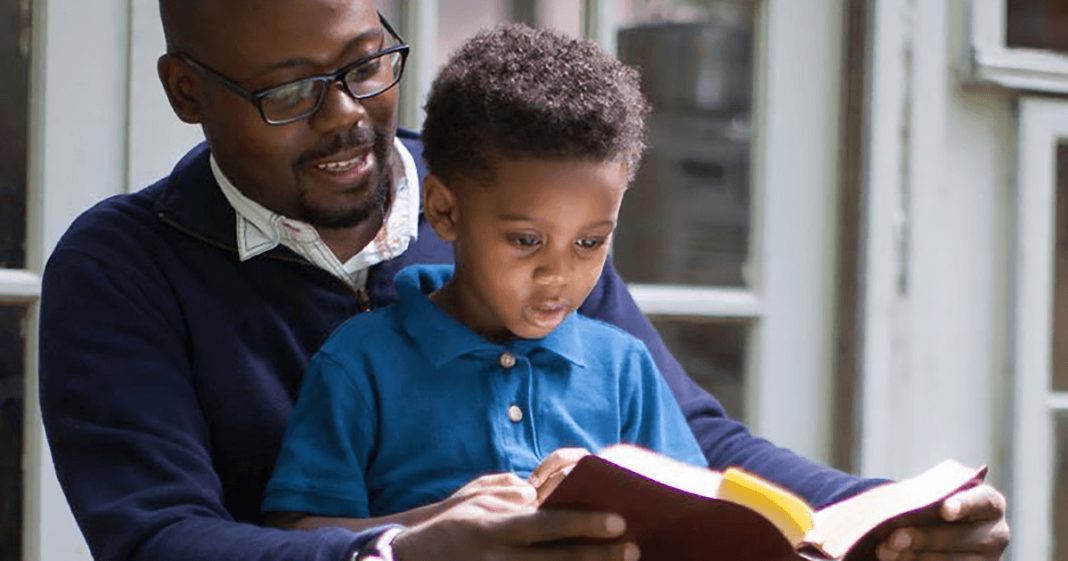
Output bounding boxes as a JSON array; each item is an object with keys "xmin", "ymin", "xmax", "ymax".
[
  {"xmin": 397, "ymin": 0, "xmax": 846, "ymax": 460},
  {"xmin": 22, "ymin": 1, "xmax": 138, "ymax": 560},
  {"xmin": 967, "ymin": 0, "xmax": 1068, "ymax": 94},
  {"xmin": 1011, "ymin": 97, "xmax": 1068, "ymax": 561}
]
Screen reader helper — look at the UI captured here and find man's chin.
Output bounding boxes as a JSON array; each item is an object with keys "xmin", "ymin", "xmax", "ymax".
[{"xmin": 300, "ymin": 200, "xmax": 381, "ymax": 230}]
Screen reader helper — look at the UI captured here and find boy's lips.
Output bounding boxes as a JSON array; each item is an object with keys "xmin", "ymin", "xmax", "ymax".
[{"xmin": 524, "ymin": 300, "xmax": 572, "ymax": 328}]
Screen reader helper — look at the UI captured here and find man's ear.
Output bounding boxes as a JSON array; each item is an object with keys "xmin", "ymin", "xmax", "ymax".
[
  {"xmin": 423, "ymin": 174, "xmax": 459, "ymax": 242},
  {"xmin": 158, "ymin": 54, "xmax": 204, "ymax": 124}
]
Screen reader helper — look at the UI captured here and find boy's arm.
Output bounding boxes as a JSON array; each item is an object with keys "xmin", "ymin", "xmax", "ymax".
[{"xmin": 266, "ymin": 473, "xmax": 540, "ymax": 531}]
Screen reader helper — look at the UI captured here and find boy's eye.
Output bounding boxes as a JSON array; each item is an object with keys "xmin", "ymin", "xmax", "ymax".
[
  {"xmin": 575, "ymin": 238, "xmax": 606, "ymax": 250},
  {"xmin": 509, "ymin": 234, "xmax": 542, "ymax": 248}
]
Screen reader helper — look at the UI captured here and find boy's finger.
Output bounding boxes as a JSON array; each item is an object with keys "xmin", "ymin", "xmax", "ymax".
[
  {"xmin": 455, "ymin": 473, "xmax": 528, "ymax": 496},
  {"xmin": 535, "ymin": 468, "xmax": 570, "ymax": 504},
  {"xmin": 530, "ymin": 448, "xmax": 589, "ymax": 486},
  {"xmin": 474, "ymin": 483, "xmax": 538, "ymax": 505}
]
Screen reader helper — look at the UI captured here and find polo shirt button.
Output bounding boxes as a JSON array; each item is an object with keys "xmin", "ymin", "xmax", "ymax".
[
  {"xmin": 499, "ymin": 352, "xmax": 516, "ymax": 368},
  {"xmin": 507, "ymin": 404, "xmax": 523, "ymax": 423}
]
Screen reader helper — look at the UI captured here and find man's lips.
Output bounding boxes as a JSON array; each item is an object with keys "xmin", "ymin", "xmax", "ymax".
[{"xmin": 307, "ymin": 147, "xmax": 374, "ymax": 180}]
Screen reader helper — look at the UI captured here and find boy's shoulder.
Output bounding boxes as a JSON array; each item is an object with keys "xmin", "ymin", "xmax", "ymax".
[
  {"xmin": 571, "ymin": 313, "xmax": 652, "ymax": 357},
  {"xmin": 317, "ymin": 304, "xmax": 409, "ymax": 358}
]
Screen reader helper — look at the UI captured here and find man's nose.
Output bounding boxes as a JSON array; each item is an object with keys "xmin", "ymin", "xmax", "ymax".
[{"xmin": 309, "ymin": 82, "xmax": 368, "ymax": 133}]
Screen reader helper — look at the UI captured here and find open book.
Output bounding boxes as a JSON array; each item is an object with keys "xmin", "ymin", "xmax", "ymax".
[{"xmin": 538, "ymin": 444, "xmax": 986, "ymax": 561}]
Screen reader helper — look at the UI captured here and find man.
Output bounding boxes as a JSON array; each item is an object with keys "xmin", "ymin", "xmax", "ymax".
[{"xmin": 38, "ymin": 1, "xmax": 1009, "ymax": 561}]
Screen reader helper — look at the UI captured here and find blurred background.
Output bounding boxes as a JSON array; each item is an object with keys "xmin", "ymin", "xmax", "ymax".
[{"xmin": 1, "ymin": 0, "xmax": 1066, "ymax": 559}]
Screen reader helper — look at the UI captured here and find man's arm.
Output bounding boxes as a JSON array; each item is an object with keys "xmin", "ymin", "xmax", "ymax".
[
  {"xmin": 579, "ymin": 260, "xmax": 880, "ymax": 507},
  {"xmin": 39, "ymin": 243, "xmax": 370, "ymax": 561},
  {"xmin": 581, "ymin": 261, "xmax": 1010, "ymax": 559}
]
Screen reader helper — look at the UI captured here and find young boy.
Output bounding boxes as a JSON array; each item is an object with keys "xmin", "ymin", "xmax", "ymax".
[{"xmin": 262, "ymin": 23, "xmax": 705, "ymax": 531}]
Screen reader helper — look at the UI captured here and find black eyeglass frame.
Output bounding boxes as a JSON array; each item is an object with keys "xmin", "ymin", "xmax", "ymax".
[{"xmin": 175, "ymin": 14, "xmax": 409, "ymax": 125}]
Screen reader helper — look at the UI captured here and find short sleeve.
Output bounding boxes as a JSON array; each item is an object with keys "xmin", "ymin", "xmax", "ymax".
[
  {"xmin": 620, "ymin": 346, "xmax": 708, "ymax": 467},
  {"xmin": 262, "ymin": 351, "xmax": 377, "ymax": 517}
]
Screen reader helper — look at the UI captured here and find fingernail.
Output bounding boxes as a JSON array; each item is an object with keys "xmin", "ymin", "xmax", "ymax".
[
  {"xmin": 623, "ymin": 542, "xmax": 640, "ymax": 561},
  {"xmin": 891, "ymin": 530, "xmax": 911, "ymax": 550},
  {"xmin": 605, "ymin": 514, "xmax": 626, "ymax": 535}
]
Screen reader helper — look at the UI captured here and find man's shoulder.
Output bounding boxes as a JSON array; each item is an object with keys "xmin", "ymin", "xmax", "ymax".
[
  {"xmin": 51, "ymin": 179, "xmax": 171, "ymax": 259},
  {"xmin": 48, "ymin": 143, "xmax": 217, "ymax": 267}
]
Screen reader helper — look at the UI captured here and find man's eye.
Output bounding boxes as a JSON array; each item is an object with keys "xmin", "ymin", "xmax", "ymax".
[
  {"xmin": 348, "ymin": 57, "xmax": 383, "ymax": 83},
  {"xmin": 509, "ymin": 235, "xmax": 542, "ymax": 248},
  {"xmin": 576, "ymin": 238, "xmax": 605, "ymax": 250},
  {"xmin": 266, "ymin": 80, "xmax": 318, "ymax": 108}
]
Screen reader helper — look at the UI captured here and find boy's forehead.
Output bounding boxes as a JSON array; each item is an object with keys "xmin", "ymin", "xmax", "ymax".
[{"xmin": 460, "ymin": 157, "xmax": 629, "ymax": 207}]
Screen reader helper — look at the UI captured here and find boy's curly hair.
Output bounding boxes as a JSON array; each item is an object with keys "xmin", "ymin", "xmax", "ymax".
[{"xmin": 421, "ymin": 23, "xmax": 649, "ymax": 182}]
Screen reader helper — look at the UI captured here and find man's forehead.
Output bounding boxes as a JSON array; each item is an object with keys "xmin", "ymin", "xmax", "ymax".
[{"xmin": 162, "ymin": 0, "xmax": 380, "ymax": 57}]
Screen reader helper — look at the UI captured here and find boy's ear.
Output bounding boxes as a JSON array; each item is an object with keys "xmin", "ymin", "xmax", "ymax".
[
  {"xmin": 422, "ymin": 174, "xmax": 459, "ymax": 242},
  {"xmin": 158, "ymin": 54, "xmax": 205, "ymax": 124}
]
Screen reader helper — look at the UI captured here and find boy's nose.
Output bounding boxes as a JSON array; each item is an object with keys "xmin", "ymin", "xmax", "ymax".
[{"xmin": 533, "ymin": 255, "xmax": 574, "ymax": 287}]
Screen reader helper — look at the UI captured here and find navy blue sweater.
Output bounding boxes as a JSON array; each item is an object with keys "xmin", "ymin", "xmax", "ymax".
[{"xmin": 39, "ymin": 131, "xmax": 875, "ymax": 561}]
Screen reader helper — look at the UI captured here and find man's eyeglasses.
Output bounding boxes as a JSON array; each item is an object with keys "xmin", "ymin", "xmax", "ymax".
[{"xmin": 176, "ymin": 15, "xmax": 409, "ymax": 125}]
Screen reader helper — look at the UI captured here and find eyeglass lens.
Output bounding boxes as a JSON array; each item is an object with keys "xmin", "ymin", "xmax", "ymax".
[{"xmin": 260, "ymin": 51, "xmax": 405, "ymax": 123}]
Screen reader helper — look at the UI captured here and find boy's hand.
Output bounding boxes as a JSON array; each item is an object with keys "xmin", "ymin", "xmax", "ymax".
[
  {"xmin": 529, "ymin": 447, "xmax": 591, "ymax": 504},
  {"xmin": 875, "ymin": 484, "xmax": 1010, "ymax": 561},
  {"xmin": 448, "ymin": 472, "xmax": 538, "ymax": 507},
  {"xmin": 392, "ymin": 493, "xmax": 639, "ymax": 561}
]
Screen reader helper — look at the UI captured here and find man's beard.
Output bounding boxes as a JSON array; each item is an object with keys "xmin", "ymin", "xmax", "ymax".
[{"xmin": 296, "ymin": 126, "xmax": 394, "ymax": 229}]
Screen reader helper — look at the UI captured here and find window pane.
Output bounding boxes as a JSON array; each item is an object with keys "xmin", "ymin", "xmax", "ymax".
[
  {"xmin": 1053, "ymin": 145, "xmax": 1068, "ymax": 392},
  {"xmin": 649, "ymin": 318, "xmax": 747, "ymax": 420},
  {"xmin": 1054, "ymin": 411, "xmax": 1068, "ymax": 561},
  {"xmin": 612, "ymin": 1, "xmax": 755, "ymax": 287},
  {"xmin": 0, "ymin": 307, "xmax": 25, "ymax": 561},
  {"xmin": 1006, "ymin": 0, "xmax": 1068, "ymax": 54},
  {"xmin": 434, "ymin": 0, "xmax": 581, "ymax": 68},
  {"xmin": 0, "ymin": 0, "xmax": 31, "ymax": 269},
  {"xmin": 436, "ymin": 0, "xmax": 509, "ymax": 67},
  {"xmin": 376, "ymin": 0, "xmax": 400, "ymax": 26}
]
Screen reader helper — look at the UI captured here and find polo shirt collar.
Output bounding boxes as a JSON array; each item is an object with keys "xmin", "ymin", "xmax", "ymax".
[{"xmin": 395, "ymin": 265, "xmax": 588, "ymax": 369}]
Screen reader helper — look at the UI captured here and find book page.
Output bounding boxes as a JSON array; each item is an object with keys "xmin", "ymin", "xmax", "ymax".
[
  {"xmin": 809, "ymin": 460, "xmax": 986, "ymax": 559},
  {"xmin": 597, "ymin": 444, "xmax": 723, "ymax": 499}
]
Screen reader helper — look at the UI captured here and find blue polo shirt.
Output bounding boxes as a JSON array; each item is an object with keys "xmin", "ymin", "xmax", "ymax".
[{"xmin": 262, "ymin": 264, "xmax": 705, "ymax": 517}]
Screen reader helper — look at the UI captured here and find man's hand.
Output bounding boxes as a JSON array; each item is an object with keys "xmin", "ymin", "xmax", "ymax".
[
  {"xmin": 391, "ymin": 492, "xmax": 639, "ymax": 561},
  {"xmin": 529, "ymin": 447, "xmax": 591, "ymax": 504},
  {"xmin": 875, "ymin": 484, "xmax": 1010, "ymax": 561}
]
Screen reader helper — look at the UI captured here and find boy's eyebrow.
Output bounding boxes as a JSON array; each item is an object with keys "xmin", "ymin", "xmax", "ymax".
[{"xmin": 497, "ymin": 215, "xmax": 617, "ymax": 229}]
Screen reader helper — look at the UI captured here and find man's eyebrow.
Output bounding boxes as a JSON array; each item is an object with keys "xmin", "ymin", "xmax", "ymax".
[{"xmin": 246, "ymin": 27, "xmax": 385, "ymax": 81}]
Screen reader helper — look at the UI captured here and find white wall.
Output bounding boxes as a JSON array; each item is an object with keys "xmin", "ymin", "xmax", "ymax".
[{"xmin": 858, "ymin": 0, "xmax": 1013, "ymax": 482}]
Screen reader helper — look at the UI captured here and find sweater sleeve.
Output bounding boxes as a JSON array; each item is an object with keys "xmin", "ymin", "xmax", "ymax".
[
  {"xmin": 38, "ymin": 246, "xmax": 373, "ymax": 561},
  {"xmin": 578, "ymin": 260, "xmax": 883, "ymax": 508}
]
